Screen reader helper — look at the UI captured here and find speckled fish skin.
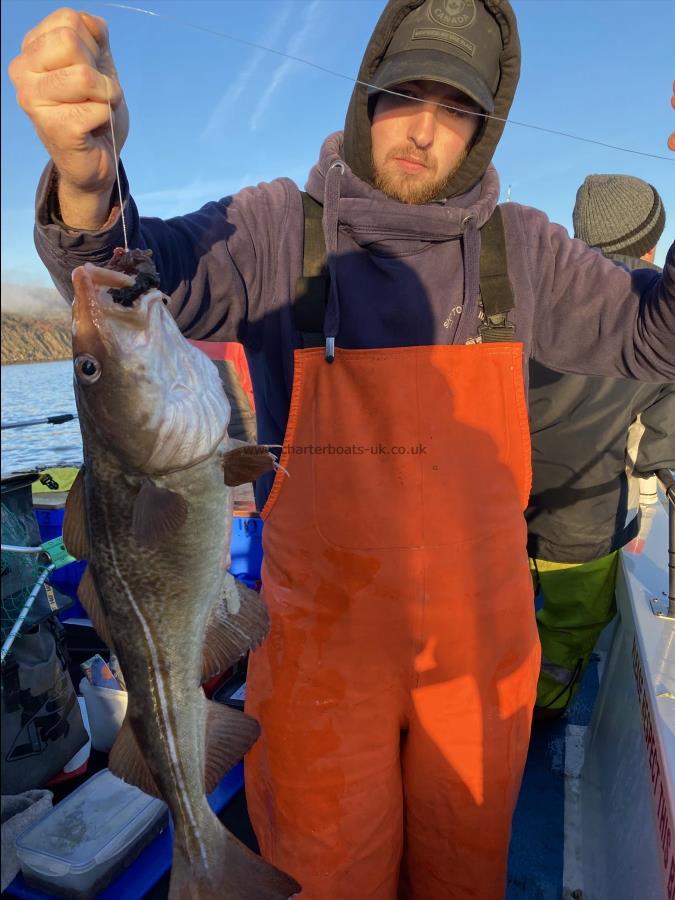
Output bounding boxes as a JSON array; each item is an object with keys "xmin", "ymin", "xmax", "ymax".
[{"xmin": 68, "ymin": 258, "xmax": 300, "ymax": 900}]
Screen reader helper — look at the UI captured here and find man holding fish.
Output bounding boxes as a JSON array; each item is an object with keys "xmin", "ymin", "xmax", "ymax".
[{"xmin": 9, "ymin": 1, "xmax": 675, "ymax": 898}]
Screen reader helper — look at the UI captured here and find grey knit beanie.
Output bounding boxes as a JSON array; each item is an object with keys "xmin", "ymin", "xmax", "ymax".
[{"xmin": 572, "ymin": 174, "xmax": 665, "ymax": 259}]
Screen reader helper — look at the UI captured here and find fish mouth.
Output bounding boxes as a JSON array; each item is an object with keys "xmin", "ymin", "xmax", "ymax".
[
  {"xmin": 72, "ymin": 264, "xmax": 166, "ymax": 343},
  {"xmin": 72, "ymin": 264, "xmax": 136, "ymax": 334}
]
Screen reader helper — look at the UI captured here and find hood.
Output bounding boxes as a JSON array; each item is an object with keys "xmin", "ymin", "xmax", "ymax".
[
  {"xmin": 306, "ymin": 132, "xmax": 499, "ymax": 248},
  {"xmin": 305, "ymin": 133, "xmax": 501, "ymax": 357},
  {"xmin": 343, "ymin": 0, "xmax": 520, "ymax": 200}
]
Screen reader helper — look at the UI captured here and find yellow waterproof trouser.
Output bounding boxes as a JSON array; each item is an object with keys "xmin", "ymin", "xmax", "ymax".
[{"xmin": 530, "ymin": 552, "xmax": 619, "ymax": 711}]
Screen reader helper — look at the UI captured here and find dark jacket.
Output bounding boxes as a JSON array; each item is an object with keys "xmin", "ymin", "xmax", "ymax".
[
  {"xmin": 526, "ymin": 254, "xmax": 675, "ymax": 563},
  {"xmin": 34, "ymin": 1, "xmax": 675, "ymax": 512}
]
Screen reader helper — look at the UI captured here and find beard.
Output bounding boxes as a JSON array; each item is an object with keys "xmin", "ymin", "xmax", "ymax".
[{"xmin": 372, "ymin": 144, "xmax": 469, "ymax": 204}]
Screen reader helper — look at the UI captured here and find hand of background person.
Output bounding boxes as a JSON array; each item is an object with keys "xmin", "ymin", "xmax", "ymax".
[
  {"xmin": 669, "ymin": 79, "xmax": 675, "ymax": 152},
  {"xmin": 8, "ymin": 8, "xmax": 128, "ymax": 227}
]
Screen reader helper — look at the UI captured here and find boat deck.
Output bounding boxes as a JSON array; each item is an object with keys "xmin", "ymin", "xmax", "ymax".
[{"xmin": 507, "ymin": 652, "xmax": 600, "ymax": 898}]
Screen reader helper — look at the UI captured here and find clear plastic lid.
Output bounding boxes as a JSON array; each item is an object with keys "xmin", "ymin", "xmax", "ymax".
[{"xmin": 16, "ymin": 769, "xmax": 166, "ymax": 873}]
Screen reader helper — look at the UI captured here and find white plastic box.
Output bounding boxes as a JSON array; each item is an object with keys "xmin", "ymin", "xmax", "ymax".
[
  {"xmin": 15, "ymin": 769, "xmax": 167, "ymax": 899},
  {"xmin": 79, "ymin": 677, "xmax": 128, "ymax": 752}
]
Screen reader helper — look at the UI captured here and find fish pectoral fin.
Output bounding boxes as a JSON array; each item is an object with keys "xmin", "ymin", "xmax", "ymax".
[
  {"xmin": 202, "ymin": 576, "xmax": 270, "ymax": 680},
  {"xmin": 222, "ymin": 443, "xmax": 279, "ymax": 487},
  {"xmin": 205, "ymin": 701, "xmax": 260, "ymax": 792},
  {"xmin": 78, "ymin": 566, "xmax": 116, "ymax": 649},
  {"xmin": 131, "ymin": 479, "xmax": 188, "ymax": 549},
  {"xmin": 109, "ymin": 716, "xmax": 162, "ymax": 799},
  {"xmin": 63, "ymin": 466, "xmax": 90, "ymax": 559}
]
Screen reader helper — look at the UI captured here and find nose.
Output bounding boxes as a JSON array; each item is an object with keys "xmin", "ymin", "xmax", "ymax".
[{"xmin": 407, "ymin": 102, "xmax": 436, "ymax": 149}]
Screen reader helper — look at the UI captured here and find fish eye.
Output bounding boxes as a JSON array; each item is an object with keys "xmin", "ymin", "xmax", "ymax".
[{"xmin": 75, "ymin": 354, "xmax": 101, "ymax": 384}]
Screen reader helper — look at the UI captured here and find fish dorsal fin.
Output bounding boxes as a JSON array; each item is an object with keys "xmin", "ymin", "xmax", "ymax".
[
  {"xmin": 63, "ymin": 466, "xmax": 89, "ymax": 559},
  {"xmin": 202, "ymin": 575, "xmax": 270, "ymax": 680},
  {"xmin": 109, "ymin": 716, "xmax": 162, "ymax": 798},
  {"xmin": 78, "ymin": 566, "xmax": 116, "ymax": 649},
  {"xmin": 222, "ymin": 443, "xmax": 279, "ymax": 487},
  {"xmin": 205, "ymin": 701, "xmax": 260, "ymax": 792},
  {"xmin": 131, "ymin": 479, "xmax": 188, "ymax": 549}
]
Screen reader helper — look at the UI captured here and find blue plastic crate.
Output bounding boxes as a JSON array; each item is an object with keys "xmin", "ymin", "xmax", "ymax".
[
  {"xmin": 228, "ymin": 515, "xmax": 263, "ymax": 589},
  {"xmin": 34, "ymin": 507, "xmax": 87, "ymax": 617},
  {"xmin": 33, "ymin": 507, "xmax": 264, "ymax": 613}
]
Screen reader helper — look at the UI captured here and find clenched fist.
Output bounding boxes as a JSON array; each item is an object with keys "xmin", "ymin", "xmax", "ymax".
[{"xmin": 8, "ymin": 7, "xmax": 129, "ymax": 229}]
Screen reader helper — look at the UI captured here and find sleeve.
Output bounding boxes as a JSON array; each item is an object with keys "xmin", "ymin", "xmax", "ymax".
[
  {"xmin": 33, "ymin": 161, "xmax": 293, "ymax": 347},
  {"xmin": 518, "ymin": 205, "xmax": 675, "ymax": 382},
  {"xmin": 629, "ymin": 385, "xmax": 675, "ymax": 476}
]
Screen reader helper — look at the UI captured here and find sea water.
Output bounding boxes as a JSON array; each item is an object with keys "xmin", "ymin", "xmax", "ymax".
[{"xmin": 1, "ymin": 360, "xmax": 82, "ymax": 477}]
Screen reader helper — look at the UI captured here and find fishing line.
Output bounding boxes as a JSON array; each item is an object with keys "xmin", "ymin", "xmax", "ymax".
[
  {"xmin": 95, "ymin": 1, "xmax": 674, "ymax": 162},
  {"xmin": 106, "ymin": 80, "xmax": 128, "ymax": 250}
]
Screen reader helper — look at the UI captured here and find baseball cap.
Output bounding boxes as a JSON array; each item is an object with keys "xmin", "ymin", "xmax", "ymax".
[{"xmin": 368, "ymin": 0, "xmax": 502, "ymax": 113}]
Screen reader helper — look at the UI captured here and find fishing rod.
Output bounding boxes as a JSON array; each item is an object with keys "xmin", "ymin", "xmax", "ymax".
[{"xmin": 1, "ymin": 413, "xmax": 78, "ymax": 431}]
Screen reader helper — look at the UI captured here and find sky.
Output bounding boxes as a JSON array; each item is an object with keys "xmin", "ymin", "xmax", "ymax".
[{"xmin": 2, "ymin": 0, "xmax": 674, "ymax": 291}]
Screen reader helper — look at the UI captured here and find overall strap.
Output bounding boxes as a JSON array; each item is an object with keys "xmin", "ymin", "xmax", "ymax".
[
  {"xmin": 478, "ymin": 205, "xmax": 516, "ymax": 343},
  {"xmin": 292, "ymin": 194, "xmax": 516, "ymax": 346},
  {"xmin": 294, "ymin": 192, "xmax": 328, "ymax": 348}
]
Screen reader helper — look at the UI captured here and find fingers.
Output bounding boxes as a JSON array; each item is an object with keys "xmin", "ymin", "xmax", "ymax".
[
  {"xmin": 23, "ymin": 24, "xmax": 98, "ymax": 73},
  {"xmin": 9, "ymin": 9, "xmax": 123, "ymax": 114},
  {"xmin": 30, "ymin": 65, "xmax": 120, "ymax": 108},
  {"xmin": 38, "ymin": 101, "xmax": 116, "ymax": 146},
  {"xmin": 21, "ymin": 8, "xmax": 107, "ymax": 59},
  {"xmin": 79, "ymin": 12, "xmax": 111, "ymax": 51},
  {"xmin": 13, "ymin": 6, "xmax": 120, "ymax": 93}
]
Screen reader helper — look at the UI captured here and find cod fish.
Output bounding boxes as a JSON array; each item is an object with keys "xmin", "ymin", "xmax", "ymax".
[{"xmin": 63, "ymin": 250, "xmax": 300, "ymax": 900}]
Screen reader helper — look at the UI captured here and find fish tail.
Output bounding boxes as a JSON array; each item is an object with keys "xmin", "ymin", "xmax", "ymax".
[{"xmin": 168, "ymin": 820, "xmax": 301, "ymax": 900}]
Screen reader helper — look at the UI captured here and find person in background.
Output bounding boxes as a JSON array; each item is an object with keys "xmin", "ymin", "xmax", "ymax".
[
  {"xmin": 9, "ymin": 2, "xmax": 675, "ymax": 896},
  {"xmin": 527, "ymin": 175, "xmax": 675, "ymax": 718},
  {"xmin": 189, "ymin": 340, "xmax": 257, "ymax": 444}
]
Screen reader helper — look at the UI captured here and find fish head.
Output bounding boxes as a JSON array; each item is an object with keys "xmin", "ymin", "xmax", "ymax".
[{"xmin": 71, "ymin": 262, "xmax": 230, "ymax": 475}]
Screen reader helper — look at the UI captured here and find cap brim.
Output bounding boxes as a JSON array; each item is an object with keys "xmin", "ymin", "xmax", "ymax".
[{"xmin": 368, "ymin": 49, "xmax": 495, "ymax": 114}]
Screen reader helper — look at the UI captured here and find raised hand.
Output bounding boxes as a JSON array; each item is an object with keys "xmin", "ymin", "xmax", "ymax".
[{"xmin": 9, "ymin": 8, "xmax": 129, "ymax": 227}]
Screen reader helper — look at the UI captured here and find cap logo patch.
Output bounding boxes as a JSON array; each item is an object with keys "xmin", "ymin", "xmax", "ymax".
[
  {"xmin": 412, "ymin": 27, "xmax": 476, "ymax": 56},
  {"xmin": 429, "ymin": 0, "xmax": 476, "ymax": 30}
]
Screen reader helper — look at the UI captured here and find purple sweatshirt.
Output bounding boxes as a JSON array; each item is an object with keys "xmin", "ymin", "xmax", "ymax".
[{"xmin": 34, "ymin": 133, "xmax": 675, "ymax": 507}]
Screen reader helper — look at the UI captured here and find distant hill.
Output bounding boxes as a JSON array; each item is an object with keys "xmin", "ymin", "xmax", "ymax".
[
  {"xmin": 1, "ymin": 283, "xmax": 72, "ymax": 365},
  {"xmin": 1, "ymin": 312, "xmax": 72, "ymax": 365}
]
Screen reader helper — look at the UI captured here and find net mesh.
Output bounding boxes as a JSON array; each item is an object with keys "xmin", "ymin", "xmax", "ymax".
[{"xmin": 1, "ymin": 503, "xmax": 48, "ymax": 646}]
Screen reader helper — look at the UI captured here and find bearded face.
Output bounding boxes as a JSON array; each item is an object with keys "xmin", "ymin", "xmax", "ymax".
[{"xmin": 370, "ymin": 81, "xmax": 482, "ymax": 204}]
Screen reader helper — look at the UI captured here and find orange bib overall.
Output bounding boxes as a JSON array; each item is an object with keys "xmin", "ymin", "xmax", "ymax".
[{"xmin": 246, "ymin": 343, "xmax": 539, "ymax": 899}]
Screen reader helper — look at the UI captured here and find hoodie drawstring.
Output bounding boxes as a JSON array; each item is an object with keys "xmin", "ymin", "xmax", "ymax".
[
  {"xmin": 322, "ymin": 160, "xmax": 344, "ymax": 363},
  {"xmin": 320, "ymin": 165, "xmax": 484, "ymax": 355},
  {"xmin": 454, "ymin": 216, "xmax": 482, "ymax": 345}
]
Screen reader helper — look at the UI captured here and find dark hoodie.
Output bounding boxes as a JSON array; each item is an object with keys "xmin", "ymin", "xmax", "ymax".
[
  {"xmin": 34, "ymin": 0, "xmax": 675, "ymax": 510},
  {"xmin": 526, "ymin": 253, "xmax": 675, "ymax": 564}
]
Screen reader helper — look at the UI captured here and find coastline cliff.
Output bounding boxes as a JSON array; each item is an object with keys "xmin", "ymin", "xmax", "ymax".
[{"xmin": 1, "ymin": 283, "xmax": 72, "ymax": 365}]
